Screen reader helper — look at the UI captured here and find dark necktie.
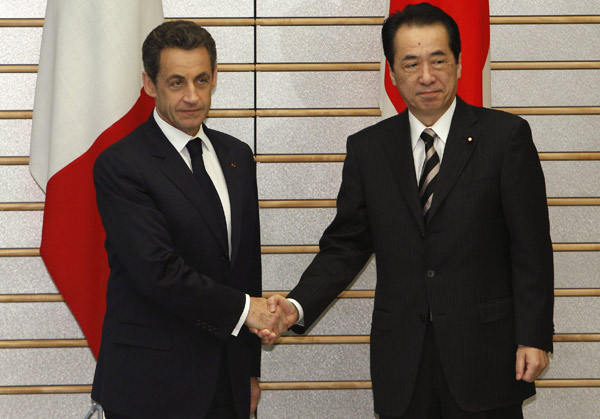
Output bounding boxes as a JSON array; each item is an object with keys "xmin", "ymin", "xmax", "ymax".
[
  {"xmin": 186, "ymin": 138, "xmax": 228, "ymax": 241},
  {"xmin": 418, "ymin": 128, "xmax": 440, "ymax": 221}
]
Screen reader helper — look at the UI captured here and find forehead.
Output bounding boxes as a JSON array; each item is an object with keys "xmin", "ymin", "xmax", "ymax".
[
  {"xmin": 393, "ymin": 23, "xmax": 451, "ymax": 58},
  {"xmin": 158, "ymin": 47, "xmax": 212, "ymax": 76}
]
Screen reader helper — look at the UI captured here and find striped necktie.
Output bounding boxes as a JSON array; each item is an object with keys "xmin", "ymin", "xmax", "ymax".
[{"xmin": 418, "ymin": 128, "xmax": 440, "ymax": 221}]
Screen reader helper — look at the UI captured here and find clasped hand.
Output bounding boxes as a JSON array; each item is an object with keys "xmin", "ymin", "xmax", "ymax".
[{"xmin": 245, "ymin": 295, "xmax": 299, "ymax": 344}]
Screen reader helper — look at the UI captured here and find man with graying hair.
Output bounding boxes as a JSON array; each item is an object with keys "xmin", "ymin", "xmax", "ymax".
[
  {"xmin": 263, "ymin": 3, "xmax": 554, "ymax": 418},
  {"xmin": 92, "ymin": 20, "xmax": 287, "ymax": 419}
]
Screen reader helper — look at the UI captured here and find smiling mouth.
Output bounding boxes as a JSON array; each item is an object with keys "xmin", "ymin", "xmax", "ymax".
[
  {"xmin": 418, "ymin": 91, "xmax": 440, "ymax": 97},
  {"xmin": 179, "ymin": 109, "xmax": 202, "ymax": 115}
]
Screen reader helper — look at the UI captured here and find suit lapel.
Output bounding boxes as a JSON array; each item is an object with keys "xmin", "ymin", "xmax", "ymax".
[
  {"xmin": 380, "ymin": 112, "xmax": 425, "ymax": 232},
  {"xmin": 143, "ymin": 117, "xmax": 229, "ymax": 252},
  {"xmin": 206, "ymin": 126, "xmax": 243, "ymax": 264},
  {"xmin": 427, "ymin": 98, "xmax": 479, "ymax": 222}
]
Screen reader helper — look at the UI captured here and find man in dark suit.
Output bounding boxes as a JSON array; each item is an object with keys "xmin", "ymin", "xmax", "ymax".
[
  {"xmin": 91, "ymin": 21, "xmax": 286, "ymax": 419},
  {"xmin": 264, "ymin": 3, "xmax": 554, "ymax": 418}
]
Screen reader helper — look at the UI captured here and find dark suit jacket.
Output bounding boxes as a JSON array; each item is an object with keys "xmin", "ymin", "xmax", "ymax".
[
  {"xmin": 91, "ymin": 115, "xmax": 261, "ymax": 419},
  {"xmin": 287, "ymin": 97, "xmax": 554, "ymax": 416}
]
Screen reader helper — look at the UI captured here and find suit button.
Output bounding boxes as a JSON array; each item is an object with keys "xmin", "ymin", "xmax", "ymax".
[{"xmin": 427, "ymin": 269, "xmax": 435, "ymax": 278}]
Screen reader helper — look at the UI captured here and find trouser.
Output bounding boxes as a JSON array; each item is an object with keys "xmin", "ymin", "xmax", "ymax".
[
  {"xmin": 106, "ymin": 353, "xmax": 239, "ymax": 419},
  {"xmin": 379, "ymin": 321, "xmax": 523, "ymax": 419}
]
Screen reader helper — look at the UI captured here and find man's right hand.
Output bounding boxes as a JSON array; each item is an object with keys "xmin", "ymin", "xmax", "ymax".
[
  {"xmin": 245, "ymin": 297, "xmax": 288, "ymax": 344},
  {"xmin": 267, "ymin": 294, "xmax": 299, "ymax": 327},
  {"xmin": 249, "ymin": 294, "xmax": 300, "ymax": 345}
]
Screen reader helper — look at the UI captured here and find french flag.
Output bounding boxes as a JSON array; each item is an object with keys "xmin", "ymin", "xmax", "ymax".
[
  {"xmin": 29, "ymin": 0, "xmax": 164, "ymax": 357},
  {"xmin": 379, "ymin": 0, "xmax": 491, "ymax": 117}
]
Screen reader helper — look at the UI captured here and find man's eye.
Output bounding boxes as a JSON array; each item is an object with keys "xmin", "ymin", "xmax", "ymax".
[
  {"xmin": 404, "ymin": 63, "xmax": 418, "ymax": 72},
  {"xmin": 171, "ymin": 80, "xmax": 182, "ymax": 87}
]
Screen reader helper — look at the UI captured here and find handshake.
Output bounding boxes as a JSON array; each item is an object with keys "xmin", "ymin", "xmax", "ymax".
[{"xmin": 244, "ymin": 295, "xmax": 299, "ymax": 345}]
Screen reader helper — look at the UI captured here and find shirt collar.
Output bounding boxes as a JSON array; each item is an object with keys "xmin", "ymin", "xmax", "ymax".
[
  {"xmin": 409, "ymin": 97, "xmax": 457, "ymax": 151},
  {"xmin": 153, "ymin": 108, "xmax": 213, "ymax": 153}
]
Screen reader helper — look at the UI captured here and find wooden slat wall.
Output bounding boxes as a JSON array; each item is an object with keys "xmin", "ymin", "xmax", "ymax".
[{"xmin": 0, "ymin": 1, "xmax": 599, "ymax": 417}]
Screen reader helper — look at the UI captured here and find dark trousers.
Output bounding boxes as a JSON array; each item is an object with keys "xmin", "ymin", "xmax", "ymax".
[
  {"xmin": 105, "ymin": 353, "xmax": 239, "ymax": 419},
  {"xmin": 379, "ymin": 321, "xmax": 523, "ymax": 419},
  {"xmin": 205, "ymin": 352, "xmax": 239, "ymax": 419}
]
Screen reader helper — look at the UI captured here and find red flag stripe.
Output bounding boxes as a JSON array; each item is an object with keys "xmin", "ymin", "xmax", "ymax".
[{"xmin": 40, "ymin": 91, "xmax": 155, "ymax": 357}]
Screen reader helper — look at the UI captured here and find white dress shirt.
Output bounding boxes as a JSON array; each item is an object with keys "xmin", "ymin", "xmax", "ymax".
[
  {"xmin": 153, "ymin": 109, "xmax": 249, "ymax": 336},
  {"xmin": 289, "ymin": 98, "xmax": 458, "ymax": 325},
  {"xmin": 409, "ymin": 98, "xmax": 456, "ymax": 181}
]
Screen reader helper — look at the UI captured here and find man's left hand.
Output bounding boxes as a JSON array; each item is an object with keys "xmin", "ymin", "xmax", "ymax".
[
  {"xmin": 515, "ymin": 346, "xmax": 549, "ymax": 382},
  {"xmin": 250, "ymin": 376, "xmax": 261, "ymax": 414}
]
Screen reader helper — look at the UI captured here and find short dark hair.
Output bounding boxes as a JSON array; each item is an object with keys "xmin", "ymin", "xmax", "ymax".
[
  {"xmin": 142, "ymin": 20, "xmax": 217, "ymax": 83},
  {"xmin": 382, "ymin": 2, "xmax": 461, "ymax": 71}
]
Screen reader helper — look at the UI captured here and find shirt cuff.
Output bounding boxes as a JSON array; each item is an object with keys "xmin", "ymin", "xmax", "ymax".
[
  {"xmin": 286, "ymin": 298, "xmax": 305, "ymax": 327},
  {"xmin": 232, "ymin": 294, "xmax": 250, "ymax": 336}
]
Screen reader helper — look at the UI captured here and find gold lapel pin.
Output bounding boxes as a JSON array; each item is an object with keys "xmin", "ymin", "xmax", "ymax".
[{"xmin": 467, "ymin": 137, "xmax": 473, "ymax": 143}]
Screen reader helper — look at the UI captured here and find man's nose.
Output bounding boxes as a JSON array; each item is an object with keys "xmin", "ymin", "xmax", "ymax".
[
  {"xmin": 183, "ymin": 83, "xmax": 200, "ymax": 102},
  {"xmin": 419, "ymin": 64, "xmax": 436, "ymax": 84}
]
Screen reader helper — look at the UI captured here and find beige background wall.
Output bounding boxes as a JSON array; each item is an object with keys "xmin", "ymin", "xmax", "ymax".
[{"xmin": 1, "ymin": 0, "xmax": 599, "ymax": 417}]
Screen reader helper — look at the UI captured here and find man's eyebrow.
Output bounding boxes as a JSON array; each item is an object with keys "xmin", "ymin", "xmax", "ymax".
[
  {"xmin": 164, "ymin": 72, "xmax": 212, "ymax": 82},
  {"xmin": 401, "ymin": 54, "xmax": 419, "ymax": 61},
  {"xmin": 401, "ymin": 50, "xmax": 447, "ymax": 61},
  {"xmin": 430, "ymin": 50, "xmax": 448, "ymax": 57},
  {"xmin": 165, "ymin": 74, "xmax": 184, "ymax": 82}
]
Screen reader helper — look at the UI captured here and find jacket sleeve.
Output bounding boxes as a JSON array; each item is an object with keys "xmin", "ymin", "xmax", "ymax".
[
  {"xmin": 241, "ymin": 150, "xmax": 262, "ymax": 377},
  {"xmin": 288, "ymin": 134, "xmax": 374, "ymax": 331},
  {"xmin": 93, "ymin": 147, "xmax": 246, "ymax": 342},
  {"xmin": 500, "ymin": 118, "xmax": 554, "ymax": 352}
]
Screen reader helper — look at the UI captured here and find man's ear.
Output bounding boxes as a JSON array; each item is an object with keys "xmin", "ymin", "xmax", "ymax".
[
  {"xmin": 211, "ymin": 67, "xmax": 218, "ymax": 90},
  {"xmin": 142, "ymin": 71, "xmax": 157, "ymax": 98},
  {"xmin": 388, "ymin": 62, "xmax": 398, "ymax": 87}
]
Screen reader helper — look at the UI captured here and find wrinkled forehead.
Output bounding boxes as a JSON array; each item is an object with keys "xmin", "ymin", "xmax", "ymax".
[{"xmin": 393, "ymin": 23, "xmax": 452, "ymax": 57}]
